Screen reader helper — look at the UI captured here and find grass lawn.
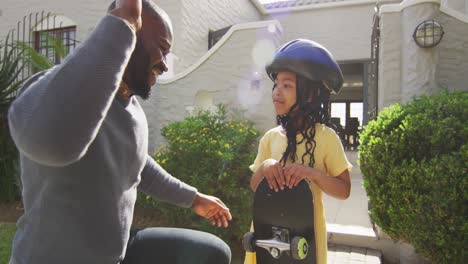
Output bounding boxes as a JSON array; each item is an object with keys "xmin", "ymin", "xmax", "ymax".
[{"xmin": 0, "ymin": 223, "xmax": 16, "ymax": 264}]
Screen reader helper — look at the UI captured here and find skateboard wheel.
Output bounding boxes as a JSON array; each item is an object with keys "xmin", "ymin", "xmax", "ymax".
[
  {"xmin": 242, "ymin": 232, "xmax": 256, "ymax": 252},
  {"xmin": 291, "ymin": 236, "xmax": 308, "ymax": 260}
]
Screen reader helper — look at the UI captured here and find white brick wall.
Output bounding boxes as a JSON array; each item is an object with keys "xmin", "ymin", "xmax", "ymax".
[
  {"xmin": 378, "ymin": 11, "xmax": 402, "ymax": 109},
  {"xmin": 174, "ymin": 0, "xmax": 261, "ymax": 73},
  {"xmin": 442, "ymin": 0, "xmax": 468, "ymax": 14},
  {"xmin": 436, "ymin": 12, "xmax": 468, "ymax": 91},
  {"xmin": 262, "ymin": 3, "xmax": 378, "ymax": 61}
]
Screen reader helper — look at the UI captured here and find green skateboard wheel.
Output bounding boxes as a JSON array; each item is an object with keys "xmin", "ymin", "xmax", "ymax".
[{"xmin": 291, "ymin": 236, "xmax": 308, "ymax": 260}]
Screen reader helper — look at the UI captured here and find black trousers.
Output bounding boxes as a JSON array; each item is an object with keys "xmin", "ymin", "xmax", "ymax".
[{"xmin": 121, "ymin": 228, "xmax": 231, "ymax": 264}]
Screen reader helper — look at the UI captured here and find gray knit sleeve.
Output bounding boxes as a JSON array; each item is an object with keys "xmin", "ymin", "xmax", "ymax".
[
  {"xmin": 138, "ymin": 155, "xmax": 198, "ymax": 208},
  {"xmin": 8, "ymin": 15, "xmax": 136, "ymax": 167}
]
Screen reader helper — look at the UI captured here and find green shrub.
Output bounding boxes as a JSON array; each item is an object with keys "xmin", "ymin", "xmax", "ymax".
[
  {"xmin": 0, "ymin": 223, "xmax": 16, "ymax": 263},
  {"xmin": 359, "ymin": 91, "xmax": 468, "ymax": 263},
  {"xmin": 0, "ymin": 34, "xmax": 65, "ymax": 201},
  {"xmin": 0, "ymin": 37, "xmax": 24, "ymax": 201},
  {"xmin": 138, "ymin": 105, "xmax": 259, "ymax": 242}
]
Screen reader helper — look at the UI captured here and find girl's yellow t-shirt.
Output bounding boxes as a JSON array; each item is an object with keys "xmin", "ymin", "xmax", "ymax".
[{"xmin": 244, "ymin": 124, "xmax": 352, "ymax": 264}]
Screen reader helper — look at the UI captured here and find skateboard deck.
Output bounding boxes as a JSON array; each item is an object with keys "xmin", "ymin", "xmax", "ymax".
[{"xmin": 243, "ymin": 178, "xmax": 316, "ymax": 264}]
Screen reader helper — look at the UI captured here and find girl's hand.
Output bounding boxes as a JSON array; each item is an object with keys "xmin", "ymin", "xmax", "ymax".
[
  {"xmin": 261, "ymin": 159, "xmax": 286, "ymax": 192},
  {"xmin": 283, "ymin": 163, "xmax": 323, "ymax": 188},
  {"xmin": 111, "ymin": 0, "xmax": 142, "ymax": 32}
]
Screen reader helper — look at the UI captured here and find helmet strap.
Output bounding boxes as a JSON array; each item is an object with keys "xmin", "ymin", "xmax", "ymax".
[
  {"xmin": 322, "ymin": 81, "xmax": 333, "ymax": 93},
  {"xmin": 276, "ymin": 114, "xmax": 289, "ymax": 129},
  {"xmin": 277, "ymin": 101, "xmax": 299, "ymax": 130}
]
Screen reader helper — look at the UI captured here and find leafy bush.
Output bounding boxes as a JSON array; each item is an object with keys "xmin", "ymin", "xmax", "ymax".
[
  {"xmin": 138, "ymin": 105, "xmax": 259, "ymax": 242},
  {"xmin": 359, "ymin": 91, "xmax": 468, "ymax": 263},
  {"xmin": 0, "ymin": 37, "xmax": 25, "ymax": 201},
  {"xmin": 0, "ymin": 34, "xmax": 65, "ymax": 201},
  {"xmin": 0, "ymin": 223, "xmax": 17, "ymax": 263}
]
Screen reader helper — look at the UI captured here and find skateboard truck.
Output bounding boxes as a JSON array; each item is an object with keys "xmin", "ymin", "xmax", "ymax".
[{"xmin": 243, "ymin": 227, "xmax": 309, "ymax": 260}]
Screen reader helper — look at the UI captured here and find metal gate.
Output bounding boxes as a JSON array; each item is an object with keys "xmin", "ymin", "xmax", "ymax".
[
  {"xmin": 368, "ymin": 5, "xmax": 380, "ymax": 120},
  {"xmin": 1, "ymin": 11, "xmax": 77, "ymax": 83}
]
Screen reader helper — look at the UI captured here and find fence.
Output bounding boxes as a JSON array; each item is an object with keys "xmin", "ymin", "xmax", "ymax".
[{"xmin": 1, "ymin": 11, "xmax": 77, "ymax": 85}]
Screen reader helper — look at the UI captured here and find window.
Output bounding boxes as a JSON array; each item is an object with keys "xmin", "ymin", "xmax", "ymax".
[
  {"xmin": 208, "ymin": 25, "xmax": 231, "ymax": 49},
  {"xmin": 331, "ymin": 101, "xmax": 363, "ymax": 150},
  {"xmin": 331, "ymin": 102, "xmax": 346, "ymax": 127},
  {"xmin": 350, "ymin": 102, "xmax": 363, "ymax": 127},
  {"xmin": 34, "ymin": 26, "xmax": 77, "ymax": 65}
]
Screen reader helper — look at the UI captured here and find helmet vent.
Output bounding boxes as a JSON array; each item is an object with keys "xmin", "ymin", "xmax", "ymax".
[{"xmin": 279, "ymin": 39, "xmax": 300, "ymax": 52}]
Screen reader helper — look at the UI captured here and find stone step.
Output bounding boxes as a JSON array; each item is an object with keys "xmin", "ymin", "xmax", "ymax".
[
  {"xmin": 326, "ymin": 222, "xmax": 390, "ymax": 262},
  {"xmin": 327, "ymin": 223, "xmax": 378, "ymax": 249},
  {"xmin": 328, "ymin": 244, "xmax": 382, "ymax": 264}
]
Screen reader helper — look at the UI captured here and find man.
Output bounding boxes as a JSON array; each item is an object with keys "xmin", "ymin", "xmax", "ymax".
[{"xmin": 7, "ymin": 0, "xmax": 232, "ymax": 263}]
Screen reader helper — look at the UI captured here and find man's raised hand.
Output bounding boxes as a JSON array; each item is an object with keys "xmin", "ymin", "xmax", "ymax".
[{"xmin": 111, "ymin": 0, "xmax": 142, "ymax": 32}]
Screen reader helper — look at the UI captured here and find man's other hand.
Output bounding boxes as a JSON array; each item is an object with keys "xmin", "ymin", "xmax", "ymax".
[{"xmin": 192, "ymin": 193, "xmax": 232, "ymax": 228}]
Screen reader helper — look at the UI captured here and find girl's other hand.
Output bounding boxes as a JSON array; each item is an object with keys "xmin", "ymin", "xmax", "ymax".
[
  {"xmin": 283, "ymin": 163, "xmax": 321, "ymax": 188},
  {"xmin": 261, "ymin": 159, "xmax": 286, "ymax": 192}
]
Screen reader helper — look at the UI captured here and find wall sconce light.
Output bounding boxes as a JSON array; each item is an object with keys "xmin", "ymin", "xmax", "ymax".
[{"xmin": 413, "ymin": 20, "xmax": 444, "ymax": 48}]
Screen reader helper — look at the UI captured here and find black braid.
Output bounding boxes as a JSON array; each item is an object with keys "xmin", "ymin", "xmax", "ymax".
[{"xmin": 276, "ymin": 76, "xmax": 334, "ymax": 167}]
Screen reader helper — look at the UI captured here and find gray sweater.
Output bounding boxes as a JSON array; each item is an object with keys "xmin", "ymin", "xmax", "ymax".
[{"xmin": 7, "ymin": 15, "xmax": 197, "ymax": 264}]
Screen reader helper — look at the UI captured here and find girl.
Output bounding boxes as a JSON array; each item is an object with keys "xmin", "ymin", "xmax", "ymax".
[{"xmin": 244, "ymin": 39, "xmax": 352, "ymax": 264}]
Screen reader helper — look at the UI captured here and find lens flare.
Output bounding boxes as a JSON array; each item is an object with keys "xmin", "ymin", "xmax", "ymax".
[{"xmin": 251, "ymin": 39, "xmax": 276, "ymax": 68}]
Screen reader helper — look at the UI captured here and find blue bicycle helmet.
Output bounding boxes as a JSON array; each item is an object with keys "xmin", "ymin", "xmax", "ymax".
[{"xmin": 266, "ymin": 39, "xmax": 343, "ymax": 94}]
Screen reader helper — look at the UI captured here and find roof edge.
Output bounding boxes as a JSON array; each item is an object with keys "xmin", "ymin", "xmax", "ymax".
[
  {"xmin": 158, "ymin": 20, "xmax": 283, "ymax": 84},
  {"xmin": 252, "ymin": 0, "xmax": 397, "ymax": 15}
]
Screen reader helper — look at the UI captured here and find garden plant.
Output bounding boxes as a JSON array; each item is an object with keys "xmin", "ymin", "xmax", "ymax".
[
  {"xmin": 0, "ymin": 37, "xmax": 25, "ymax": 201},
  {"xmin": 359, "ymin": 91, "xmax": 467, "ymax": 263},
  {"xmin": 138, "ymin": 105, "xmax": 259, "ymax": 243}
]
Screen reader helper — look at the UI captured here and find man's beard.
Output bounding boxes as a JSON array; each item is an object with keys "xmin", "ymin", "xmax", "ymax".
[
  {"xmin": 125, "ymin": 43, "xmax": 152, "ymax": 100},
  {"xmin": 129, "ymin": 67, "xmax": 152, "ymax": 100}
]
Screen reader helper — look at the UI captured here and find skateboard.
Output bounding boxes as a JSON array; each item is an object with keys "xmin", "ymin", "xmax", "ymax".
[{"xmin": 243, "ymin": 178, "xmax": 316, "ymax": 263}]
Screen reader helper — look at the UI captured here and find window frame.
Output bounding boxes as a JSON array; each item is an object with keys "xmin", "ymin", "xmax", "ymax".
[{"xmin": 34, "ymin": 26, "xmax": 77, "ymax": 65}]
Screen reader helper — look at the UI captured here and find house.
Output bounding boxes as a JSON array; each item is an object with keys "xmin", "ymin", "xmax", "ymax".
[{"xmin": 1, "ymin": 0, "xmax": 467, "ymax": 152}]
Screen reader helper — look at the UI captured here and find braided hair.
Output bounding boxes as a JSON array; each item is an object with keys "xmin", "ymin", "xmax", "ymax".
[{"xmin": 276, "ymin": 75, "xmax": 336, "ymax": 167}]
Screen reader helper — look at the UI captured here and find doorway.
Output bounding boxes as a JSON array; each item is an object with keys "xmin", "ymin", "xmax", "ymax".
[{"xmin": 330, "ymin": 62, "xmax": 367, "ymax": 150}]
